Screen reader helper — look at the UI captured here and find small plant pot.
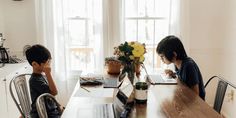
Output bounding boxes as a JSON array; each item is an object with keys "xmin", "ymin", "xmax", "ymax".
[{"xmin": 107, "ymin": 61, "xmax": 121, "ymax": 74}]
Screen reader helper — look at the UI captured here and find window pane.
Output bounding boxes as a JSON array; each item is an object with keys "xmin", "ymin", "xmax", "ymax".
[
  {"xmin": 69, "ymin": 48, "xmax": 95, "ymax": 70},
  {"xmin": 155, "ymin": 0, "xmax": 171, "ymax": 17},
  {"xmin": 144, "ymin": 46, "xmax": 155, "ymax": 70},
  {"xmin": 67, "ymin": 0, "xmax": 102, "ymax": 72},
  {"xmin": 137, "ymin": 20, "xmax": 154, "ymax": 44},
  {"xmin": 123, "ymin": 0, "xmax": 171, "ymax": 71},
  {"xmin": 68, "ymin": 0, "xmax": 87, "ymax": 17},
  {"xmin": 125, "ymin": 20, "xmax": 137, "ymax": 42},
  {"xmin": 68, "ymin": 20, "xmax": 86, "ymax": 46},
  {"xmin": 146, "ymin": 0, "xmax": 155, "ymax": 17},
  {"xmin": 137, "ymin": 0, "xmax": 145, "ymax": 17},
  {"xmin": 125, "ymin": 0, "xmax": 137, "ymax": 17},
  {"xmin": 155, "ymin": 20, "xmax": 169, "ymax": 44}
]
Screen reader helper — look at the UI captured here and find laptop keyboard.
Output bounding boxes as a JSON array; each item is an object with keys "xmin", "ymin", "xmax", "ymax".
[
  {"xmin": 94, "ymin": 104, "xmax": 115, "ymax": 118},
  {"xmin": 151, "ymin": 75, "xmax": 164, "ymax": 83}
]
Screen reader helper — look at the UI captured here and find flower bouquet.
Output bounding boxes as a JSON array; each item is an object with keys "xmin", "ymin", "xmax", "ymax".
[{"xmin": 114, "ymin": 41, "xmax": 146, "ymax": 84}]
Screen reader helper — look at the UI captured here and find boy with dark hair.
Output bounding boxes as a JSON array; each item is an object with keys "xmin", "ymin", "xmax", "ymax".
[
  {"xmin": 26, "ymin": 44, "xmax": 61, "ymax": 118},
  {"xmin": 156, "ymin": 35, "xmax": 205, "ymax": 100}
]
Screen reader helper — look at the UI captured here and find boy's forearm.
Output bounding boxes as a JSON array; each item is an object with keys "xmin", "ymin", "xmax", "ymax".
[{"xmin": 45, "ymin": 72, "xmax": 58, "ymax": 96}]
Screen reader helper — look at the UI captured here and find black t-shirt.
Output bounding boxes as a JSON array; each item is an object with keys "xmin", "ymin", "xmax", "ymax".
[
  {"xmin": 176, "ymin": 57, "xmax": 205, "ymax": 100},
  {"xmin": 29, "ymin": 73, "xmax": 60, "ymax": 118}
]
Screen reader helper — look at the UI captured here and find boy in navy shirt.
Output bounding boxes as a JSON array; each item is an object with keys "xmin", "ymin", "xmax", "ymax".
[
  {"xmin": 156, "ymin": 35, "xmax": 205, "ymax": 100},
  {"xmin": 26, "ymin": 44, "xmax": 61, "ymax": 118}
]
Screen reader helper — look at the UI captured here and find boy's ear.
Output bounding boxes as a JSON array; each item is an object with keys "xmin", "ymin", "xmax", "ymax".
[
  {"xmin": 173, "ymin": 52, "xmax": 177, "ymax": 57},
  {"xmin": 172, "ymin": 52, "xmax": 177, "ymax": 61},
  {"xmin": 32, "ymin": 61, "xmax": 38, "ymax": 66}
]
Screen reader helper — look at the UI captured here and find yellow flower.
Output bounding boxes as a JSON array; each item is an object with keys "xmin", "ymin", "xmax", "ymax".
[
  {"xmin": 139, "ymin": 55, "xmax": 145, "ymax": 62},
  {"xmin": 129, "ymin": 55, "xmax": 134, "ymax": 60},
  {"xmin": 114, "ymin": 41, "xmax": 146, "ymax": 64},
  {"xmin": 131, "ymin": 42, "xmax": 145, "ymax": 57}
]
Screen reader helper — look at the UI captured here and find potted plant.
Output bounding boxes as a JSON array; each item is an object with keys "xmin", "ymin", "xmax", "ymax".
[
  {"xmin": 113, "ymin": 41, "xmax": 146, "ymax": 84},
  {"xmin": 105, "ymin": 56, "xmax": 121, "ymax": 74}
]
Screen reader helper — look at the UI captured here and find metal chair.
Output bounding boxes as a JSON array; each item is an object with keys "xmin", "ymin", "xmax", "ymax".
[
  {"xmin": 9, "ymin": 74, "xmax": 32, "ymax": 118},
  {"xmin": 36, "ymin": 93, "xmax": 62, "ymax": 118},
  {"xmin": 205, "ymin": 75, "xmax": 236, "ymax": 113}
]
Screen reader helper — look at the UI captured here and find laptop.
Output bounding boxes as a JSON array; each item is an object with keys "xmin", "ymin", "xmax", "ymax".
[
  {"xmin": 93, "ymin": 89, "xmax": 129, "ymax": 118},
  {"xmin": 141, "ymin": 64, "xmax": 177, "ymax": 85},
  {"xmin": 147, "ymin": 74, "xmax": 177, "ymax": 85}
]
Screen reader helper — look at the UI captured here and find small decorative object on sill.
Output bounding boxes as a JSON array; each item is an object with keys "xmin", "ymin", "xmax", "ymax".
[
  {"xmin": 105, "ymin": 57, "xmax": 121, "ymax": 74},
  {"xmin": 135, "ymin": 82, "xmax": 148, "ymax": 104}
]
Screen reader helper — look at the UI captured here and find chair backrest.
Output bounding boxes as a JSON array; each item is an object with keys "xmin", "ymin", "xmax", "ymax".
[
  {"xmin": 9, "ymin": 74, "xmax": 32, "ymax": 118},
  {"xmin": 36, "ymin": 93, "xmax": 61, "ymax": 118},
  {"xmin": 205, "ymin": 76, "xmax": 236, "ymax": 113}
]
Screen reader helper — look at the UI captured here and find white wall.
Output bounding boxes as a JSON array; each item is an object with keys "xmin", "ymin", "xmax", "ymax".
[
  {"xmin": 2, "ymin": 0, "xmax": 37, "ymax": 57},
  {"xmin": 0, "ymin": 0, "xmax": 5, "ymax": 34},
  {"xmin": 188, "ymin": 0, "xmax": 236, "ymax": 117}
]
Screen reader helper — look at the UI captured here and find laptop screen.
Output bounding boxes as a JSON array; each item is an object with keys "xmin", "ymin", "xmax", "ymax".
[{"xmin": 116, "ymin": 90, "xmax": 128, "ymax": 105}]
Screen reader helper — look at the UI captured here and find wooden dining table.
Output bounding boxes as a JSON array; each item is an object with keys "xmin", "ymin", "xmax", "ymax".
[{"xmin": 61, "ymin": 73, "xmax": 222, "ymax": 118}]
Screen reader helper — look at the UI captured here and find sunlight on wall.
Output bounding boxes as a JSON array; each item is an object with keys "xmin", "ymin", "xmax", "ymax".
[{"xmin": 188, "ymin": 0, "xmax": 236, "ymax": 117}]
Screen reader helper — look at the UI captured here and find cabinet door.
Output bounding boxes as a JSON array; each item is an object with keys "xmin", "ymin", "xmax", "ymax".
[
  {"xmin": 0, "ymin": 77, "xmax": 8, "ymax": 118},
  {"xmin": 6, "ymin": 72, "xmax": 21, "ymax": 118},
  {"xmin": 6, "ymin": 65, "xmax": 31, "ymax": 118}
]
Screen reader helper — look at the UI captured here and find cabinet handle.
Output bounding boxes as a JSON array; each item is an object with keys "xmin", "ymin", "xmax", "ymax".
[{"xmin": 3, "ymin": 79, "xmax": 6, "ymax": 81}]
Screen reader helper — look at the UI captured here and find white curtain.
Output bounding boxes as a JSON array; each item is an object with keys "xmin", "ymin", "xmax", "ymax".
[
  {"xmin": 103, "ymin": 0, "xmax": 123, "ymax": 57},
  {"xmin": 169, "ymin": 0, "xmax": 180, "ymax": 36},
  {"xmin": 35, "ymin": 0, "xmax": 105, "ymax": 78},
  {"xmin": 169, "ymin": 0, "xmax": 190, "ymax": 52},
  {"xmin": 35, "ymin": 0, "xmax": 67, "ymax": 80},
  {"xmin": 53, "ymin": 0, "xmax": 67, "ymax": 80}
]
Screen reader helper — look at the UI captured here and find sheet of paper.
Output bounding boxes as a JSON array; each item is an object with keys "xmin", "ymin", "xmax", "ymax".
[{"xmin": 74, "ymin": 88, "xmax": 114, "ymax": 98}]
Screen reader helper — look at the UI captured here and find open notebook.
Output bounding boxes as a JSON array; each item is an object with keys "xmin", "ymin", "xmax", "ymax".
[{"xmin": 147, "ymin": 74, "xmax": 177, "ymax": 85}]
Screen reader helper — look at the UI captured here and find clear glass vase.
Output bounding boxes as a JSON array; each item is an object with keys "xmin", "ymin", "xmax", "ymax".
[{"xmin": 128, "ymin": 71, "xmax": 135, "ymax": 85}]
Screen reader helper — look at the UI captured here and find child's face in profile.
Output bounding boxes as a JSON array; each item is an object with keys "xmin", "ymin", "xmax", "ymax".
[
  {"xmin": 159, "ymin": 54, "xmax": 171, "ymax": 65},
  {"xmin": 33, "ymin": 59, "xmax": 51, "ymax": 73}
]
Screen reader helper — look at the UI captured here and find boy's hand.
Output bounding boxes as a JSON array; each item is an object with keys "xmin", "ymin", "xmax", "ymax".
[
  {"xmin": 164, "ymin": 69, "xmax": 176, "ymax": 78},
  {"xmin": 43, "ymin": 60, "xmax": 51, "ymax": 74}
]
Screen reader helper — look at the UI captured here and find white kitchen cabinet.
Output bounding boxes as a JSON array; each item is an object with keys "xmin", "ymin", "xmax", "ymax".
[
  {"xmin": 0, "ymin": 62, "xmax": 31, "ymax": 118},
  {"xmin": 6, "ymin": 64, "xmax": 31, "ymax": 118},
  {"xmin": 0, "ymin": 77, "xmax": 8, "ymax": 118}
]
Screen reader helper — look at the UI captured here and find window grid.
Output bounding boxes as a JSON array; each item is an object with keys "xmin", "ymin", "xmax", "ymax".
[
  {"xmin": 123, "ymin": 0, "xmax": 170, "ymax": 70},
  {"xmin": 67, "ymin": 0, "xmax": 99, "ymax": 71}
]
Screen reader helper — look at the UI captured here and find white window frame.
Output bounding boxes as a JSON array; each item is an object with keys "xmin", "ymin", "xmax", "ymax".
[{"xmin": 122, "ymin": 0, "xmax": 172, "ymax": 71}]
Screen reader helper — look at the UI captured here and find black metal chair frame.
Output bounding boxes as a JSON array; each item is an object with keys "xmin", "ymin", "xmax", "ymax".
[{"xmin": 205, "ymin": 75, "xmax": 236, "ymax": 113}]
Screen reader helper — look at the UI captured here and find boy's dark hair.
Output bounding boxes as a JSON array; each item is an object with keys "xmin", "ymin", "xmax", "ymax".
[
  {"xmin": 156, "ymin": 35, "xmax": 187, "ymax": 61},
  {"xmin": 25, "ymin": 44, "xmax": 51, "ymax": 65}
]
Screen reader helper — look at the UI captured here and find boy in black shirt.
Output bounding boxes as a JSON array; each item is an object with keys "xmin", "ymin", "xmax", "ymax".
[
  {"xmin": 26, "ymin": 44, "xmax": 61, "ymax": 118},
  {"xmin": 156, "ymin": 36, "xmax": 205, "ymax": 100}
]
